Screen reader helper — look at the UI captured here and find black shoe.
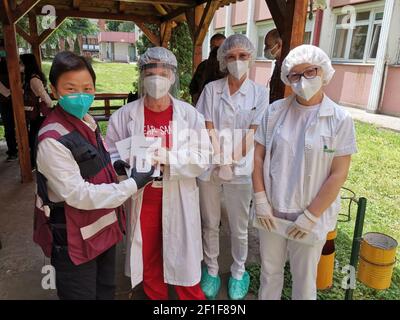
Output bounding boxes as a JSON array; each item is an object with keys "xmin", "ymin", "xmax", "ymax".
[{"xmin": 6, "ymin": 154, "xmax": 18, "ymax": 162}]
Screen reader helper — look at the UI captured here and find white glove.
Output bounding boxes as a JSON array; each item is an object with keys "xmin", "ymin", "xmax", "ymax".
[
  {"xmin": 287, "ymin": 209, "xmax": 319, "ymax": 239},
  {"xmin": 218, "ymin": 164, "xmax": 233, "ymax": 181},
  {"xmin": 254, "ymin": 191, "xmax": 276, "ymax": 231}
]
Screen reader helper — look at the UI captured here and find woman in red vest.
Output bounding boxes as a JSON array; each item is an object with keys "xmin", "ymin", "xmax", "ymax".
[{"xmin": 34, "ymin": 51, "xmax": 154, "ymax": 300}]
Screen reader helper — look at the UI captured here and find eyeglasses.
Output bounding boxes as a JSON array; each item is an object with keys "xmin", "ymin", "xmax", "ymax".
[{"xmin": 287, "ymin": 67, "xmax": 320, "ymax": 84}]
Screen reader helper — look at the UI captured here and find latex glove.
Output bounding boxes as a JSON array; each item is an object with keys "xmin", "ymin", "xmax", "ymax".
[
  {"xmin": 254, "ymin": 191, "xmax": 276, "ymax": 231},
  {"xmin": 130, "ymin": 165, "xmax": 155, "ymax": 189},
  {"xmin": 113, "ymin": 160, "xmax": 130, "ymax": 176},
  {"xmin": 218, "ymin": 164, "xmax": 233, "ymax": 181},
  {"xmin": 287, "ymin": 209, "xmax": 319, "ymax": 239}
]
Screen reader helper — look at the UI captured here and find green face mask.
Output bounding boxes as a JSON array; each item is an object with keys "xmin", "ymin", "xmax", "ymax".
[
  {"xmin": 0, "ymin": 50, "xmax": 6, "ymax": 58},
  {"xmin": 58, "ymin": 93, "xmax": 94, "ymax": 119}
]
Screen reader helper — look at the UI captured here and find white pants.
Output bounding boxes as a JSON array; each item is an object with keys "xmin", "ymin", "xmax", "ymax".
[
  {"xmin": 258, "ymin": 229, "xmax": 325, "ymax": 300},
  {"xmin": 198, "ymin": 177, "xmax": 252, "ymax": 280}
]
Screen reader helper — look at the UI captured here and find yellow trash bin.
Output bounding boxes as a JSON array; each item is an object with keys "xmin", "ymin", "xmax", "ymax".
[
  {"xmin": 317, "ymin": 230, "xmax": 337, "ymax": 290},
  {"xmin": 358, "ymin": 232, "xmax": 397, "ymax": 290}
]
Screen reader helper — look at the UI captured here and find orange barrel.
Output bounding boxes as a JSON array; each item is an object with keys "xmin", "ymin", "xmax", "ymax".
[
  {"xmin": 317, "ymin": 230, "xmax": 337, "ymax": 290},
  {"xmin": 358, "ymin": 232, "xmax": 397, "ymax": 290}
]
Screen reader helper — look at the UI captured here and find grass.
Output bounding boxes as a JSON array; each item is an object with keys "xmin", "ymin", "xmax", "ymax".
[
  {"xmin": 248, "ymin": 121, "xmax": 400, "ymax": 300},
  {"xmin": 1, "ymin": 61, "xmax": 399, "ymax": 299}
]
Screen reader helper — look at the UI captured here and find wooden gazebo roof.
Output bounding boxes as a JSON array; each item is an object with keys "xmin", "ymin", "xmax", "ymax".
[{"xmin": 0, "ymin": 0, "xmax": 309, "ymax": 182}]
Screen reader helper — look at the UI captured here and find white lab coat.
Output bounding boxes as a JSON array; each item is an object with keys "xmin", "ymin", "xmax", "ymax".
[
  {"xmin": 105, "ymin": 96, "xmax": 212, "ymax": 288},
  {"xmin": 254, "ymin": 94, "xmax": 358, "ymax": 240}
]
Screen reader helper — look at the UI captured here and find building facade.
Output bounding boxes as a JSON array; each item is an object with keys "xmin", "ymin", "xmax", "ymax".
[{"xmin": 204, "ymin": 0, "xmax": 400, "ymax": 116}]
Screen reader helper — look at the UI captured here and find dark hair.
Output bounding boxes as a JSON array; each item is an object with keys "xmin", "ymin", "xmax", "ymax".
[
  {"xmin": 265, "ymin": 29, "xmax": 281, "ymax": 42},
  {"xmin": 210, "ymin": 33, "xmax": 226, "ymax": 44},
  {"xmin": 49, "ymin": 51, "xmax": 96, "ymax": 87},
  {"xmin": 20, "ymin": 53, "xmax": 47, "ymax": 86}
]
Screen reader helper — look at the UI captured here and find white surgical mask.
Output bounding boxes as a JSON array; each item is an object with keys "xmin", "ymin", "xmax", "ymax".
[
  {"xmin": 291, "ymin": 76, "xmax": 323, "ymax": 101},
  {"xmin": 227, "ymin": 60, "xmax": 249, "ymax": 80},
  {"xmin": 143, "ymin": 75, "xmax": 172, "ymax": 99},
  {"xmin": 264, "ymin": 43, "xmax": 279, "ymax": 60}
]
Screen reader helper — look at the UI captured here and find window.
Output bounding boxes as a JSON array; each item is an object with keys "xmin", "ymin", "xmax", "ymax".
[
  {"xmin": 214, "ymin": 28, "xmax": 225, "ymax": 36},
  {"xmin": 232, "ymin": 27, "xmax": 246, "ymax": 35},
  {"xmin": 332, "ymin": 8, "xmax": 383, "ymax": 62}
]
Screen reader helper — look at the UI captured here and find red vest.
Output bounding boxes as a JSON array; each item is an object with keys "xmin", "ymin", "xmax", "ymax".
[{"xmin": 33, "ymin": 106, "xmax": 126, "ymax": 265}]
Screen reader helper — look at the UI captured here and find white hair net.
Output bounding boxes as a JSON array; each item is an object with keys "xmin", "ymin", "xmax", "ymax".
[
  {"xmin": 138, "ymin": 47, "xmax": 177, "ymax": 70},
  {"xmin": 138, "ymin": 47, "xmax": 180, "ymax": 98},
  {"xmin": 281, "ymin": 45, "xmax": 335, "ymax": 86},
  {"xmin": 217, "ymin": 34, "xmax": 256, "ymax": 72}
]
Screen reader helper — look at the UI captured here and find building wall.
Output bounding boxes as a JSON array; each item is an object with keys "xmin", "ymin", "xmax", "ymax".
[
  {"xmin": 113, "ymin": 43, "xmax": 129, "ymax": 62},
  {"xmin": 231, "ymin": 0, "xmax": 248, "ymax": 26},
  {"xmin": 381, "ymin": 66, "xmax": 400, "ymax": 116},
  {"xmin": 324, "ymin": 64, "xmax": 374, "ymax": 108},
  {"xmin": 208, "ymin": 0, "xmax": 400, "ymax": 116}
]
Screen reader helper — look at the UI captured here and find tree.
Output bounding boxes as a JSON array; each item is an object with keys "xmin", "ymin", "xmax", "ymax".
[{"xmin": 106, "ymin": 21, "xmax": 135, "ymax": 33}]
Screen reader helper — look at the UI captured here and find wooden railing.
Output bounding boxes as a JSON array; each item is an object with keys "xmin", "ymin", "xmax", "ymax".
[{"xmin": 0, "ymin": 93, "xmax": 130, "ymax": 126}]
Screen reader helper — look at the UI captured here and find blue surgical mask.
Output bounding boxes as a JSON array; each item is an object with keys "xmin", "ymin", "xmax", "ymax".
[{"xmin": 58, "ymin": 93, "xmax": 94, "ymax": 119}]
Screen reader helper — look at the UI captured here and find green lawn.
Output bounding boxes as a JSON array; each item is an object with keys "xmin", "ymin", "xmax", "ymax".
[{"xmin": 1, "ymin": 61, "xmax": 399, "ymax": 299}]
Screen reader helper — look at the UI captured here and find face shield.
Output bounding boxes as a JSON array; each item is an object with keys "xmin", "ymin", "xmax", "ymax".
[{"xmin": 138, "ymin": 62, "xmax": 180, "ymax": 99}]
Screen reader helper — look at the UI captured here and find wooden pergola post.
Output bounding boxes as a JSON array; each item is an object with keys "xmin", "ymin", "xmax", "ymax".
[
  {"xmin": 28, "ymin": 12, "xmax": 41, "ymax": 66},
  {"xmin": 2, "ymin": 9, "xmax": 33, "ymax": 182},
  {"xmin": 265, "ymin": 0, "xmax": 308, "ymax": 99},
  {"xmin": 186, "ymin": 0, "xmax": 221, "ymax": 73}
]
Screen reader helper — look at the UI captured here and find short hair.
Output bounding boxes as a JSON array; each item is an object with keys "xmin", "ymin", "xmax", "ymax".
[
  {"xmin": 210, "ymin": 33, "xmax": 226, "ymax": 44},
  {"xmin": 265, "ymin": 29, "xmax": 281, "ymax": 42},
  {"xmin": 49, "ymin": 51, "xmax": 96, "ymax": 87}
]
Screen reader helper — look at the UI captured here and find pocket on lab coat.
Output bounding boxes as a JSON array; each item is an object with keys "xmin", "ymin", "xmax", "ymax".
[{"xmin": 237, "ymin": 109, "xmax": 256, "ymax": 129}]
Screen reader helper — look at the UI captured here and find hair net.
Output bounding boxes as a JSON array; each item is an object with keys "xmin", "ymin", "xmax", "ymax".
[
  {"xmin": 281, "ymin": 45, "xmax": 335, "ymax": 86},
  {"xmin": 138, "ymin": 47, "xmax": 177, "ymax": 71},
  {"xmin": 138, "ymin": 47, "xmax": 180, "ymax": 98},
  {"xmin": 217, "ymin": 34, "xmax": 256, "ymax": 72}
]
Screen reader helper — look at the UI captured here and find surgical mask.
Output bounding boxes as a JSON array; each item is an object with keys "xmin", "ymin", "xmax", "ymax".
[
  {"xmin": 227, "ymin": 60, "xmax": 249, "ymax": 80},
  {"xmin": 264, "ymin": 43, "xmax": 279, "ymax": 60},
  {"xmin": 58, "ymin": 93, "xmax": 94, "ymax": 119},
  {"xmin": 290, "ymin": 76, "xmax": 323, "ymax": 101},
  {"xmin": 143, "ymin": 75, "xmax": 172, "ymax": 99}
]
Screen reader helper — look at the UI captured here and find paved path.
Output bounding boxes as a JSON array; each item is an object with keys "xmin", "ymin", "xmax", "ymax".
[{"xmin": 343, "ymin": 106, "xmax": 400, "ymax": 132}]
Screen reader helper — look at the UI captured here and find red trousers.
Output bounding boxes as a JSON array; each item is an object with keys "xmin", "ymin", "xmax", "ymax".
[{"xmin": 140, "ymin": 185, "xmax": 205, "ymax": 300}]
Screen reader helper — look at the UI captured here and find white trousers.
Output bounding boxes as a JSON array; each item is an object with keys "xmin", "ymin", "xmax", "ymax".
[
  {"xmin": 258, "ymin": 229, "xmax": 325, "ymax": 300},
  {"xmin": 198, "ymin": 177, "xmax": 252, "ymax": 280}
]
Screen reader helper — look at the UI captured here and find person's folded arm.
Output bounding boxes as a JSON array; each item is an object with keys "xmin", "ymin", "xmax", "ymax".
[{"xmin": 37, "ymin": 138, "xmax": 137, "ymax": 210}]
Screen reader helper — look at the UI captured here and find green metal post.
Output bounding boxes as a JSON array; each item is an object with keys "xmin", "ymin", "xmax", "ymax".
[{"xmin": 345, "ymin": 197, "xmax": 367, "ymax": 300}]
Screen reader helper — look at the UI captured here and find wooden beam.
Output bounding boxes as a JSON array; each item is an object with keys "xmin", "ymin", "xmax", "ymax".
[
  {"xmin": 0, "ymin": 0, "xmax": 13, "ymax": 25},
  {"xmin": 14, "ymin": 0, "xmax": 41, "ymax": 23},
  {"xmin": 119, "ymin": 1, "xmax": 126, "ymax": 14},
  {"xmin": 185, "ymin": 8, "xmax": 196, "ymax": 41},
  {"xmin": 265, "ymin": 0, "xmax": 286, "ymax": 36},
  {"xmin": 161, "ymin": 0, "xmax": 209, "ymax": 22},
  {"xmin": 3, "ymin": 23, "xmax": 33, "ymax": 182},
  {"xmin": 194, "ymin": 0, "xmax": 220, "ymax": 46},
  {"xmin": 125, "ymin": 0, "xmax": 196, "ymax": 6},
  {"xmin": 38, "ymin": 15, "xmax": 67, "ymax": 44},
  {"xmin": 160, "ymin": 21, "xmax": 173, "ymax": 48},
  {"xmin": 73, "ymin": 0, "xmax": 81, "ymax": 10},
  {"xmin": 192, "ymin": 4, "xmax": 204, "ymax": 72},
  {"xmin": 52, "ymin": 9, "xmax": 160, "ymax": 24},
  {"xmin": 154, "ymin": 4, "xmax": 168, "ymax": 16},
  {"xmin": 16, "ymin": 25, "xmax": 34, "ymax": 43},
  {"xmin": 136, "ymin": 22, "xmax": 161, "ymax": 46},
  {"xmin": 29, "ymin": 12, "xmax": 42, "ymax": 67}
]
